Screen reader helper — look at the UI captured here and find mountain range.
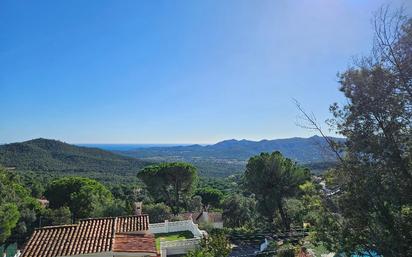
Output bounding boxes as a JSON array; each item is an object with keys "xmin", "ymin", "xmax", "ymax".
[
  {"xmin": 0, "ymin": 136, "xmax": 343, "ymax": 180},
  {"xmin": 114, "ymin": 135, "xmax": 343, "ymax": 176}
]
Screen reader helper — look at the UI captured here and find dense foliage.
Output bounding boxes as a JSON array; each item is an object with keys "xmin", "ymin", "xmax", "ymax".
[
  {"xmin": 311, "ymin": 9, "xmax": 412, "ymax": 257},
  {"xmin": 221, "ymin": 194, "xmax": 256, "ymax": 228},
  {"xmin": 244, "ymin": 152, "xmax": 310, "ymax": 231},
  {"xmin": 0, "ymin": 138, "xmax": 151, "ymax": 184},
  {"xmin": 0, "ymin": 167, "xmax": 41, "ymax": 248},
  {"xmin": 195, "ymin": 188, "xmax": 223, "ymax": 210},
  {"xmin": 138, "ymin": 162, "xmax": 198, "ymax": 214},
  {"xmin": 41, "ymin": 207, "xmax": 72, "ymax": 226},
  {"xmin": 44, "ymin": 176, "xmax": 113, "ymax": 220},
  {"xmin": 144, "ymin": 203, "xmax": 172, "ymax": 223},
  {"xmin": 186, "ymin": 231, "xmax": 231, "ymax": 257}
]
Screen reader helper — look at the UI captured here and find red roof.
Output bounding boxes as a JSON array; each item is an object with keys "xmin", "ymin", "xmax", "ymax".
[
  {"xmin": 113, "ymin": 233, "xmax": 156, "ymax": 254},
  {"xmin": 21, "ymin": 215, "xmax": 155, "ymax": 257}
]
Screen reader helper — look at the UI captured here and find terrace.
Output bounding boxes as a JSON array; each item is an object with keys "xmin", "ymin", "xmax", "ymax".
[
  {"xmin": 149, "ymin": 220, "xmax": 205, "ymax": 257},
  {"xmin": 155, "ymin": 231, "xmax": 194, "ymax": 250}
]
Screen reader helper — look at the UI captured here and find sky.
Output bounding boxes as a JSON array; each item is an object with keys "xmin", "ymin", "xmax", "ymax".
[{"xmin": 1, "ymin": 0, "xmax": 411, "ymax": 144}]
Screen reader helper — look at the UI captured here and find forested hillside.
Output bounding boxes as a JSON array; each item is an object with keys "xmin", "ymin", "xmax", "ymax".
[
  {"xmin": 0, "ymin": 138, "xmax": 151, "ymax": 183},
  {"xmin": 116, "ymin": 135, "xmax": 343, "ymax": 176},
  {"xmin": 0, "ymin": 136, "xmax": 341, "ymax": 181}
]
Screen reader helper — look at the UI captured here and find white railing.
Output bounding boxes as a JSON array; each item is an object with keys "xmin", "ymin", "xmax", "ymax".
[
  {"xmin": 149, "ymin": 220, "xmax": 203, "ymax": 238},
  {"xmin": 160, "ymin": 238, "xmax": 201, "ymax": 248},
  {"xmin": 150, "ymin": 220, "xmax": 206, "ymax": 257},
  {"xmin": 159, "ymin": 238, "xmax": 201, "ymax": 257}
]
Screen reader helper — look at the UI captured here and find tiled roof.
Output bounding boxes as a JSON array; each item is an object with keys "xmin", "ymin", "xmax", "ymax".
[
  {"xmin": 22, "ymin": 225, "xmax": 79, "ymax": 257},
  {"xmin": 21, "ymin": 215, "xmax": 153, "ymax": 257},
  {"xmin": 116, "ymin": 215, "xmax": 149, "ymax": 232},
  {"xmin": 113, "ymin": 233, "xmax": 156, "ymax": 254}
]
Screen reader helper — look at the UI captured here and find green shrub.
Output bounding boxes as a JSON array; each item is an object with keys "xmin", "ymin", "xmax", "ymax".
[
  {"xmin": 277, "ymin": 248, "xmax": 295, "ymax": 257},
  {"xmin": 144, "ymin": 203, "xmax": 172, "ymax": 223}
]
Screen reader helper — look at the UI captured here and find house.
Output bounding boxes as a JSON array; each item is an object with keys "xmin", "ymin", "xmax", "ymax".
[
  {"xmin": 180, "ymin": 212, "xmax": 223, "ymax": 228},
  {"xmin": 37, "ymin": 197, "xmax": 49, "ymax": 208},
  {"xmin": 21, "ymin": 215, "xmax": 157, "ymax": 257}
]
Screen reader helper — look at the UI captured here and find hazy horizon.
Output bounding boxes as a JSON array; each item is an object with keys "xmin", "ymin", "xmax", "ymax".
[{"xmin": 0, "ymin": 134, "xmax": 344, "ymax": 145}]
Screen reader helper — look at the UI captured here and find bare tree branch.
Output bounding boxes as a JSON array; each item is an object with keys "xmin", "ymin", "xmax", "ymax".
[{"xmin": 293, "ymin": 99, "xmax": 345, "ymax": 164}]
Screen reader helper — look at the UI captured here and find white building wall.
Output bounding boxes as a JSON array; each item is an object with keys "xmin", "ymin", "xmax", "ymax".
[{"xmin": 148, "ymin": 220, "xmax": 204, "ymax": 238}]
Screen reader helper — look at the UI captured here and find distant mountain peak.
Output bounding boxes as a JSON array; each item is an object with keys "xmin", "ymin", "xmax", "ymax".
[{"xmin": 215, "ymin": 139, "xmax": 239, "ymax": 145}]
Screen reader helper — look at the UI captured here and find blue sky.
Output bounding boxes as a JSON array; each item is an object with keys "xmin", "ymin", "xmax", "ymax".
[{"xmin": 1, "ymin": 0, "xmax": 411, "ymax": 144}]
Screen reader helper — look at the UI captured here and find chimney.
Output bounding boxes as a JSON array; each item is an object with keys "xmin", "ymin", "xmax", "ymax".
[
  {"xmin": 133, "ymin": 202, "xmax": 142, "ymax": 215},
  {"xmin": 202, "ymin": 211, "xmax": 209, "ymax": 223}
]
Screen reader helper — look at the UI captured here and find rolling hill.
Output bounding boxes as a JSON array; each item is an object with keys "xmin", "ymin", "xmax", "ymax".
[
  {"xmin": 0, "ymin": 136, "xmax": 343, "ymax": 180},
  {"xmin": 0, "ymin": 138, "xmax": 151, "ymax": 183},
  {"xmin": 115, "ymin": 135, "xmax": 344, "ymax": 176}
]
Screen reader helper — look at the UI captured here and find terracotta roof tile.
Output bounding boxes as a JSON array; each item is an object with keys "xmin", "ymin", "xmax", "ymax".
[
  {"xmin": 21, "ymin": 215, "xmax": 152, "ymax": 257},
  {"xmin": 21, "ymin": 225, "xmax": 78, "ymax": 257},
  {"xmin": 113, "ymin": 233, "xmax": 156, "ymax": 254},
  {"xmin": 116, "ymin": 215, "xmax": 149, "ymax": 232}
]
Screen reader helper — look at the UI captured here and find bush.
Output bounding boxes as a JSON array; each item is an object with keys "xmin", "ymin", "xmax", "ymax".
[
  {"xmin": 198, "ymin": 221, "xmax": 214, "ymax": 232},
  {"xmin": 42, "ymin": 207, "xmax": 72, "ymax": 226},
  {"xmin": 185, "ymin": 249, "xmax": 213, "ymax": 257},
  {"xmin": 144, "ymin": 203, "xmax": 172, "ymax": 223},
  {"xmin": 102, "ymin": 199, "xmax": 128, "ymax": 217},
  {"xmin": 276, "ymin": 249, "xmax": 295, "ymax": 257}
]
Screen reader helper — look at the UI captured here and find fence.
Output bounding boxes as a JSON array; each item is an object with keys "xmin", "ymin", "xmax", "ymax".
[
  {"xmin": 149, "ymin": 220, "xmax": 204, "ymax": 238},
  {"xmin": 159, "ymin": 238, "xmax": 201, "ymax": 257},
  {"xmin": 149, "ymin": 220, "xmax": 205, "ymax": 257}
]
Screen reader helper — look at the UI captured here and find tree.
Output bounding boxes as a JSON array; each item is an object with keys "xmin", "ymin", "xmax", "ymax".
[
  {"xmin": 42, "ymin": 207, "xmax": 72, "ymax": 226},
  {"xmin": 186, "ymin": 231, "xmax": 231, "ymax": 257},
  {"xmin": 284, "ymin": 198, "xmax": 305, "ymax": 228},
  {"xmin": 293, "ymin": 7, "xmax": 412, "ymax": 256},
  {"xmin": 187, "ymin": 195, "xmax": 203, "ymax": 212},
  {"xmin": 143, "ymin": 203, "xmax": 172, "ymax": 223},
  {"xmin": 20, "ymin": 172, "xmax": 45, "ymax": 198},
  {"xmin": 101, "ymin": 199, "xmax": 129, "ymax": 217},
  {"xmin": 0, "ymin": 204, "xmax": 19, "ymax": 244},
  {"xmin": 244, "ymin": 152, "xmax": 310, "ymax": 231},
  {"xmin": 109, "ymin": 184, "xmax": 151, "ymax": 214},
  {"xmin": 137, "ymin": 162, "xmax": 198, "ymax": 214},
  {"xmin": 44, "ymin": 176, "xmax": 113, "ymax": 220},
  {"xmin": 322, "ymin": 8, "xmax": 412, "ymax": 256},
  {"xmin": 0, "ymin": 167, "xmax": 41, "ymax": 250},
  {"xmin": 221, "ymin": 194, "xmax": 256, "ymax": 228},
  {"xmin": 200, "ymin": 231, "xmax": 231, "ymax": 257},
  {"xmin": 195, "ymin": 188, "xmax": 223, "ymax": 210}
]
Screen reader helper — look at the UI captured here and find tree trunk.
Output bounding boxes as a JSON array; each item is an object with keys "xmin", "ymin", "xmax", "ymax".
[
  {"xmin": 277, "ymin": 198, "xmax": 290, "ymax": 231},
  {"xmin": 174, "ymin": 179, "xmax": 180, "ymax": 215}
]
